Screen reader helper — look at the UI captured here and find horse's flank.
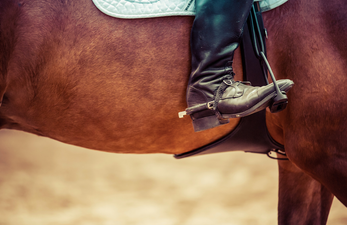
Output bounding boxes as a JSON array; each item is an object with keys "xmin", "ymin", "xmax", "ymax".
[
  {"xmin": 1, "ymin": 0, "xmax": 347, "ymax": 157},
  {"xmin": 0, "ymin": 0, "xmax": 242, "ymax": 154}
]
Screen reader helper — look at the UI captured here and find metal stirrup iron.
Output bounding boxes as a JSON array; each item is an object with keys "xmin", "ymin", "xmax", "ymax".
[
  {"xmin": 260, "ymin": 52, "xmax": 288, "ymax": 113},
  {"xmin": 249, "ymin": 4, "xmax": 288, "ymax": 113}
]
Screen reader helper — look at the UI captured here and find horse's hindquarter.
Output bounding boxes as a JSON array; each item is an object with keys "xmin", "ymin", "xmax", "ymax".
[
  {"xmin": 0, "ymin": 0, "xmax": 240, "ymax": 154},
  {"xmin": 265, "ymin": 1, "xmax": 347, "ymax": 155},
  {"xmin": 265, "ymin": 0, "xmax": 347, "ymax": 205}
]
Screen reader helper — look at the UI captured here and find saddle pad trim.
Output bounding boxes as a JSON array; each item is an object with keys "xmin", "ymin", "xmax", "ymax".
[
  {"xmin": 92, "ymin": 0, "xmax": 288, "ymax": 19},
  {"xmin": 92, "ymin": 0, "xmax": 195, "ymax": 19}
]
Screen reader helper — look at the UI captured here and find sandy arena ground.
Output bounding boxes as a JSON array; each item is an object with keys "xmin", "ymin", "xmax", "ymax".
[{"xmin": 0, "ymin": 130, "xmax": 346, "ymax": 225}]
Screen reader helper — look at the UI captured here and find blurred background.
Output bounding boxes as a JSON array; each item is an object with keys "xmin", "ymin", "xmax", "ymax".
[{"xmin": 0, "ymin": 129, "xmax": 346, "ymax": 225}]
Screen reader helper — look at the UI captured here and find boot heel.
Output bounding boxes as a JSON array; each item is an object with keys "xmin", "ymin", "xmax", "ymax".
[
  {"xmin": 192, "ymin": 114, "xmax": 229, "ymax": 132},
  {"xmin": 270, "ymin": 92, "xmax": 288, "ymax": 113}
]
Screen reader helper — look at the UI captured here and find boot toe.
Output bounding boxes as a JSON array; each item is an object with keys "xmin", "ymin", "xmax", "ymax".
[
  {"xmin": 218, "ymin": 85, "xmax": 263, "ymax": 114},
  {"xmin": 217, "ymin": 79, "xmax": 294, "ymax": 117}
]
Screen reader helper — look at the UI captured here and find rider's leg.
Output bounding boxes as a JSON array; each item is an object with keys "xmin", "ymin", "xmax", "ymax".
[{"xmin": 185, "ymin": 0, "xmax": 293, "ymax": 132}]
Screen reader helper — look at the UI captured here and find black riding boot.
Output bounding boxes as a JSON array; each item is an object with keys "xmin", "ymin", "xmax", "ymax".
[{"xmin": 182, "ymin": 0, "xmax": 294, "ymax": 132}]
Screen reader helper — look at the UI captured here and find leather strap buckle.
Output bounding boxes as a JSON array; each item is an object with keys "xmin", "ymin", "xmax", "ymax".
[
  {"xmin": 223, "ymin": 80, "xmax": 233, "ymax": 86},
  {"xmin": 207, "ymin": 101, "xmax": 215, "ymax": 109}
]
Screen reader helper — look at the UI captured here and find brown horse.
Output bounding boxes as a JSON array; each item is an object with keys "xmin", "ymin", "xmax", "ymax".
[{"xmin": 1, "ymin": 0, "xmax": 346, "ymax": 224}]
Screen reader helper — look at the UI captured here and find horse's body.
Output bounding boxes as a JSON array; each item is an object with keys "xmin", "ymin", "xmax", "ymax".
[{"xmin": 0, "ymin": 0, "xmax": 346, "ymax": 224}]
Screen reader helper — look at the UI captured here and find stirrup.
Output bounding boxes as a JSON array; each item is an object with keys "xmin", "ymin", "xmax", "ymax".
[
  {"xmin": 259, "ymin": 52, "xmax": 289, "ymax": 113},
  {"xmin": 270, "ymin": 91, "xmax": 288, "ymax": 113}
]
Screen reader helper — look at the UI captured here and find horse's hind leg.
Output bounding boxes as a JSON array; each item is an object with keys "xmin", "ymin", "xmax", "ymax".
[
  {"xmin": 278, "ymin": 160, "xmax": 334, "ymax": 225},
  {"xmin": 283, "ymin": 116, "xmax": 347, "ymax": 207}
]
